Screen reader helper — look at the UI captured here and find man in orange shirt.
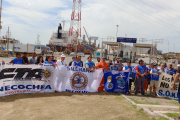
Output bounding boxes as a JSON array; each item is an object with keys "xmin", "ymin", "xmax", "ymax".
[{"xmin": 96, "ymin": 57, "xmax": 109, "ymax": 91}]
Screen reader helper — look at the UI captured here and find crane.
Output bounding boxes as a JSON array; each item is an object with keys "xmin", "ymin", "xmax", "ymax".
[{"xmin": 83, "ymin": 27, "xmax": 91, "ymax": 45}]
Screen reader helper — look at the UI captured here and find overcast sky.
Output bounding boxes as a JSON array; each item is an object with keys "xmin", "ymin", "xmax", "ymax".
[{"xmin": 2, "ymin": 0, "xmax": 180, "ymax": 53}]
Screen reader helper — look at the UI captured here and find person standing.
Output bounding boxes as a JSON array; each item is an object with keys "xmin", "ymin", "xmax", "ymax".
[
  {"xmin": 108, "ymin": 60, "xmax": 113, "ymax": 67},
  {"xmin": 22, "ymin": 52, "xmax": 28, "ymax": 64},
  {"xmin": 29, "ymin": 52, "xmax": 37, "ymax": 64},
  {"xmin": 117, "ymin": 59, "xmax": 124, "ymax": 71},
  {"xmin": 96, "ymin": 57, "xmax": 109, "ymax": 91},
  {"xmin": 85, "ymin": 56, "xmax": 95, "ymax": 72},
  {"xmin": 69, "ymin": 56, "xmax": 76, "ymax": 66},
  {"xmin": 166, "ymin": 63, "xmax": 176, "ymax": 76},
  {"xmin": 160, "ymin": 63, "xmax": 165, "ymax": 73},
  {"xmin": 36, "ymin": 56, "xmax": 44, "ymax": 64},
  {"xmin": 79, "ymin": 54, "xmax": 83, "ymax": 67},
  {"xmin": 95, "ymin": 57, "xmax": 101, "ymax": 66},
  {"xmin": 45, "ymin": 56, "xmax": 56, "ymax": 67},
  {"xmin": 72, "ymin": 55, "xmax": 82, "ymax": 67},
  {"xmin": 10, "ymin": 52, "xmax": 25, "ymax": 64},
  {"xmin": 110, "ymin": 62, "xmax": 119, "ymax": 71},
  {"xmin": 123, "ymin": 61, "xmax": 133, "ymax": 93},
  {"xmin": 56, "ymin": 54, "xmax": 67, "ymax": 66},
  {"xmin": 149, "ymin": 63, "xmax": 161, "ymax": 97},
  {"xmin": 172, "ymin": 65, "xmax": 180, "ymax": 120},
  {"xmin": 135, "ymin": 59, "xmax": 147, "ymax": 95}
]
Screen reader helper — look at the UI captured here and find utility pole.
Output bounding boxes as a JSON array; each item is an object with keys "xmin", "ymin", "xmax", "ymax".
[
  {"xmin": 0, "ymin": 0, "xmax": 2, "ymax": 54},
  {"xmin": 7, "ymin": 27, "xmax": 10, "ymax": 56},
  {"xmin": 116, "ymin": 25, "xmax": 119, "ymax": 57}
]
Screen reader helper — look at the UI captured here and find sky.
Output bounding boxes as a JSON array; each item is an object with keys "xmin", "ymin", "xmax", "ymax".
[{"xmin": 1, "ymin": 0, "xmax": 180, "ymax": 53}]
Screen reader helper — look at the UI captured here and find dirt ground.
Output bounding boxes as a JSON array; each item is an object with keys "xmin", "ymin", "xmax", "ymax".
[{"xmin": 0, "ymin": 92, "xmax": 155, "ymax": 120}]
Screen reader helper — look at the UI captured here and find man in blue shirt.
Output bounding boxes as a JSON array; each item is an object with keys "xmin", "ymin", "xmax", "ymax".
[
  {"xmin": 149, "ymin": 63, "xmax": 162, "ymax": 97},
  {"xmin": 9, "ymin": 53, "xmax": 25, "ymax": 64},
  {"xmin": 85, "ymin": 56, "xmax": 95, "ymax": 72},
  {"xmin": 166, "ymin": 63, "xmax": 176, "ymax": 76},
  {"xmin": 110, "ymin": 62, "xmax": 119, "ymax": 71},
  {"xmin": 72, "ymin": 55, "xmax": 82, "ymax": 67},
  {"xmin": 123, "ymin": 61, "xmax": 133, "ymax": 93}
]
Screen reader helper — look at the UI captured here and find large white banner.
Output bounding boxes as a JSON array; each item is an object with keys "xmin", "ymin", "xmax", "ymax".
[
  {"xmin": 52, "ymin": 66, "xmax": 104, "ymax": 93},
  {"xmin": 157, "ymin": 73, "xmax": 179, "ymax": 99},
  {"xmin": 0, "ymin": 64, "xmax": 54, "ymax": 97}
]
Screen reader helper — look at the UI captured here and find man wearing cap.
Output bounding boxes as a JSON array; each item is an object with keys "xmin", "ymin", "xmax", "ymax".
[
  {"xmin": 96, "ymin": 57, "xmax": 109, "ymax": 91},
  {"xmin": 56, "ymin": 54, "xmax": 67, "ymax": 66},
  {"xmin": 72, "ymin": 55, "xmax": 83, "ymax": 67},
  {"xmin": 149, "ymin": 63, "xmax": 162, "ymax": 97},
  {"xmin": 69, "ymin": 56, "xmax": 76, "ymax": 66}
]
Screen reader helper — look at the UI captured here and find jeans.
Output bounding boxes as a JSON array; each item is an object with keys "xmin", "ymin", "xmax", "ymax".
[{"xmin": 135, "ymin": 77, "xmax": 145, "ymax": 95}]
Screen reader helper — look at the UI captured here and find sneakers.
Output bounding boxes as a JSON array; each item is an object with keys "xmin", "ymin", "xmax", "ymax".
[{"xmin": 153, "ymin": 94, "xmax": 156, "ymax": 97}]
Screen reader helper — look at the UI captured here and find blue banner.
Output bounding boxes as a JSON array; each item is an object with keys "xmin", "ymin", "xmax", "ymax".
[
  {"xmin": 117, "ymin": 37, "xmax": 137, "ymax": 43},
  {"xmin": 104, "ymin": 70, "xmax": 129, "ymax": 93}
]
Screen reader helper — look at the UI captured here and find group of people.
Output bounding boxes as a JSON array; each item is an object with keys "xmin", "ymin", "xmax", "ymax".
[
  {"xmin": 1, "ymin": 52, "xmax": 179, "ymax": 96},
  {"xmin": 2, "ymin": 52, "xmax": 180, "ymax": 119}
]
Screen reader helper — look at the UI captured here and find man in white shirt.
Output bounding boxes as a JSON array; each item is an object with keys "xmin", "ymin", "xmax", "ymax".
[{"xmin": 56, "ymin": 54, "xmax": 67, "ymax": 66}]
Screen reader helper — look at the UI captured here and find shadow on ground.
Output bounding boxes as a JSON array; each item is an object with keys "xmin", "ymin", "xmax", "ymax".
[{"xmin": 0, "ymin": 92, "xmax": 121, "ymax": 102}]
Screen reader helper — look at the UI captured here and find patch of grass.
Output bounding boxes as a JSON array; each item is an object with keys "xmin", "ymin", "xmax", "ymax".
[
  {"xmin": 130, "ymin": 98, "xmax": 160, "ymax": 105},
  {"xmin": 166, "ymin": 113, "xmax": 179, "ymax": 118},
  {"xmin": 152, "ymin": 117, "xmax": 169, "ymax": 120},
  {"xmin": 169, "ymin": 100, "xmax": 179, "ymax": 105}
]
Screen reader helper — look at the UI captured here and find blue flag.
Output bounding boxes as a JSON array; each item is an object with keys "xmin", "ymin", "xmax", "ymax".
[{"xmin": 104, "ymin": 70, "xmax": 129, "ymax": 93}]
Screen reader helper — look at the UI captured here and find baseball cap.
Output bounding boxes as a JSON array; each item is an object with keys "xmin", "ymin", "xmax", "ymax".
[{"xmin": 61, "ymin": 54, "xmax": 66, "ymax": 57}]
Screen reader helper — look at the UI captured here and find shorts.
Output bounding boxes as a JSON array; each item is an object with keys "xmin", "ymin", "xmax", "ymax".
[{"xmin": 150, "ymin": 80, "xmax": 159, "ymax": 88}]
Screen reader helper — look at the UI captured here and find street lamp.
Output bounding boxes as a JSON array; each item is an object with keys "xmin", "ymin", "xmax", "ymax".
[{"xmin": 116, "ymin": 25, "xmax": 119, "ymax": 57}]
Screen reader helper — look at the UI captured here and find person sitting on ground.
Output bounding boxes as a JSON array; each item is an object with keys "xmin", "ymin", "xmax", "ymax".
[
  {"xmin": 108, "ymin": 60, "xmax": 113, "ymax": 67},
  {"xmin": 123, "ymin": 61, "xmax": 133, "ymax": 94},
  {"xmin": 95, "ymin": 57, "xmax": 101, "ymax": 66},
  {"xmin": 9, "ymin": 52, "xmax": 25, "ymax": 64},
  {"xmin": 45, "ymin": 56, "xmax": 56, "ymax": 67},
  {"xmin": 85, "ymin": 55, "xmax": 95, "ymax": 72},
  {"xmin": 149, "ymin": 63, "xmax": 162, "ymax": 97},
  {"xmin": 22, "ymin": 52, "xmax": 28, "ymax": 64},
  {"xmin": 69, "ymin": 56, "xmax": 76, "ymax": 66},
  {"xmin": 166, "ymin": 63, "xmax": 176, "ymax": 76},
  {"xmin": 96, "ymin": 57, "xmax": 109, "ymax": 91},
  {"xmin": 29, "ymin": 52, "xmax": 37, "ymax": 64},
  {"xmin": 72, "ymin": 55, "xmax": 82, "ymax": 67},
  {"xmin": 56, "ymin": 54, "xmax": 67, "ymax": 66},
  {"xmin": 36, "ymin": 56, "xmax": 44, "ymax": 64}
]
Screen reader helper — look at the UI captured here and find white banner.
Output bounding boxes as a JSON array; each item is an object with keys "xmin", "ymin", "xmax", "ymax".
[
  {"xmin": 0, "ymin": 64, "xmax": 54, "ymax": 97},
  {"xmin": 157, "ymin": 73, "xmax": 179, "ymax": 99},
  {"xmin": 52, "ymin": 66, "xmax": 104, "ymax": 93}
]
